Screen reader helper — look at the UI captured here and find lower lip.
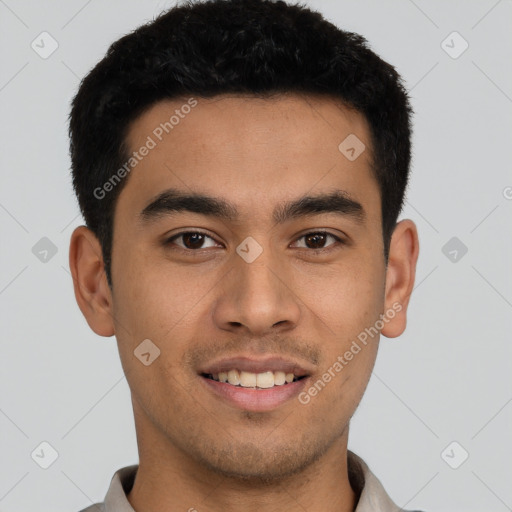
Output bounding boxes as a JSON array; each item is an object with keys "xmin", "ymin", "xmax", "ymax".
[{"xmin": 200, "ymin": 376, "xmax": 309, "ymax": 412}]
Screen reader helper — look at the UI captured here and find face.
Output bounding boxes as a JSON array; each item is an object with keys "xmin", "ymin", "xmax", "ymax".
[{"xmin": 71, "ymin": 93, "xmax": 417, "ymax": 483}]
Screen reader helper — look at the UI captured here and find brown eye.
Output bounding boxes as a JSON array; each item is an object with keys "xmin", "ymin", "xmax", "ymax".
[
  {"xmin": 293, "ymin": 231, "xmax": 342, "ymax": 250},
  {"xmin": 305, "ymin": 233, "xmax": 328, "ymax": 249},
  {"xmin": 166, "ymin": 231, "xmax": 219, "ymax": 250}
]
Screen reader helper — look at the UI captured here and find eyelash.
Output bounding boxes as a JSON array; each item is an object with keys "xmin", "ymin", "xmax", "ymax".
[{"xmin": 164, "ymin": 230, "xmax": 345, "ymax": 254}]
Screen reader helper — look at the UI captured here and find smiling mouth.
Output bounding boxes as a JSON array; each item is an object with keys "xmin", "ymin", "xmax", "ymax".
[{"xmin": 201, "ymin": 370, "xmax": 307, "ymax": 389}]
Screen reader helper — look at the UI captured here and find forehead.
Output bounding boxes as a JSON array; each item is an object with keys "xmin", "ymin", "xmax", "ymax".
[{"xmin": 119, "ymin": 93, "xmax": 380, "ymax": 223}]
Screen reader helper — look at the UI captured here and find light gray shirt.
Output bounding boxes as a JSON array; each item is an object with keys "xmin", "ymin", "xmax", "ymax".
[{"xmin": 78, "ymin": 451, "xmax": 423, "ymax": 511}]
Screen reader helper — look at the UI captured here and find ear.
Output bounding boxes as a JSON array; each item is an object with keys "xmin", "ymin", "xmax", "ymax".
[
  {"xmin": 69, "ymin": 226, "xmax": 115, "ymax": 337},
  {"xmin": 381, "ymin": 219, "xmax": 419, "ymax": 338}
]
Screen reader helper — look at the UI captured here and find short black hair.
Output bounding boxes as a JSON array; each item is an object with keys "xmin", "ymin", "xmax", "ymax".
[{"xmin": 69, "ymin": 0, "xmax": 413, "ymax": 286}]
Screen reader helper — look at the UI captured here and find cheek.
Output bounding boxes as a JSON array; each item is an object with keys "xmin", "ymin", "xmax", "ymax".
[
  {"xmin": 294, "ymin": 251, "xmax": 384, "ymax": 404},
  {"xmin": 113, "ymin": 248, "xmax": 200, "ymax": 331},
  {"xmin": 293, "ymin": 252, "xmax": 385, "ymax": 335},
  {"xmin": 110, "ymin": 254, "xmax": 202, "ymax": 410}
]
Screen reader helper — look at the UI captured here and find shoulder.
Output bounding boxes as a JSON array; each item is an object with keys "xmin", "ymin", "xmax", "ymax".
[
  {"xmin": 76, "ymin": 464, "xmax": 138, "ymax": 512},
  {"xmin": 77, "ymin": 504, "xmax": 106, "ymax": 512},
  {"xmin": 348, "ymin": 451, "xmax": 427, "ymax": 512}
]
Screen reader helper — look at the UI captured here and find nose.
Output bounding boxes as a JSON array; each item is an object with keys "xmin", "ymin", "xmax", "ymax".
[{"xmin": 212, "ymin": 251, "xmax": 301, "ymax": 336}]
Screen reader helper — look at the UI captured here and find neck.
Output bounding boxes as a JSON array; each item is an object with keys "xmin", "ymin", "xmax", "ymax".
[{"xmin": 127, "ymin": 403, "xmax": 357, "ymax": 512}]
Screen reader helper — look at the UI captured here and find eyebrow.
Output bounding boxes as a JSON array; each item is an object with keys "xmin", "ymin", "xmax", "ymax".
[{"xmin": 140, "ymin": 188, "xmax": 365, "ymax": 225}]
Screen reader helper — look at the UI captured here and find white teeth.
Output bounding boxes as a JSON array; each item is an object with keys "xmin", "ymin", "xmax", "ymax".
[
  {"xmin": 274, "ymin": 371, "xmax": 286, "ymax": 386},
  {"xmin": 256, "ymin": 371, "xmax": 274, "ymax": 389},
  {"xmin": 227, "ymin": 369, "xmax": 240, "ymax": 386},
  {"xmin": 240, "ymin": 371, "xmax": 257, "ymax": 387},
  {"xmin": 209, "ymin": 369, "xmax": 302, "ymax": 388}
]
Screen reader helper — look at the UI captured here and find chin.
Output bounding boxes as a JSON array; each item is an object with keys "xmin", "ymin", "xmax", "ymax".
[{"xmin": 190, "ymin": 435, "xmax": 330, "ymax": 484}]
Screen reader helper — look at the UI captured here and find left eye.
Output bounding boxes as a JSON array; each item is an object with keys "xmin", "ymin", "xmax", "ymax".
[
  {"xmin": 291, "ymin": 231, "xmax": 342, "ymax": 250},
  {"xmin": 166, "ymin": 231, "xmax": 342, "ymax": 251}
]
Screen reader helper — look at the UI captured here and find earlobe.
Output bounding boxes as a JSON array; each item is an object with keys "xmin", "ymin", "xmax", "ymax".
[
  {"xmin": 381, "ymin": 219, "xmax": 419, "ymax": 339},
  {"xmin": 69, "ymin": 226, "xmax": 115, "ymax": 337}
]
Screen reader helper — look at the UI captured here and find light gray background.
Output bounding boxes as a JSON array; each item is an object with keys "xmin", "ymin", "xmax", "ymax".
[{"xmin": 1, "ymin": 1, "xmax": 511, "ymax": 511}]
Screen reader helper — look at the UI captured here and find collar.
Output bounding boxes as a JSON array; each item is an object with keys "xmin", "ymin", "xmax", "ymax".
[{"xmin": 83, "ymin": 451, "xmax": 408, "ymax": 512}]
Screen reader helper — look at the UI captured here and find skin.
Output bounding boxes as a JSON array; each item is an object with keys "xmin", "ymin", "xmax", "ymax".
[{"xmin": 69, "ymin": 93, "xmax": 419, "ymax": 512}]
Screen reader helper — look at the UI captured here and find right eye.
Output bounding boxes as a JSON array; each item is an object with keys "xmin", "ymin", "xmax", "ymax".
[{"xmin": 164, "ymin": 231, "xmax": 223, "ymax": 251}]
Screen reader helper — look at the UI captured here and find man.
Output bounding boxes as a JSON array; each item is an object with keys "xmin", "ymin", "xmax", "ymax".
[{"xmin": 69, "ymin": 0, "xmax": 421, "ymax": 510}]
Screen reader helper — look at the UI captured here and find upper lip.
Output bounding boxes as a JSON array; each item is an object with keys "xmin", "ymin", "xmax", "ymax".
[{"xmin": 198, "ymin": 356, "xmax": 314, "ymax": 378}]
